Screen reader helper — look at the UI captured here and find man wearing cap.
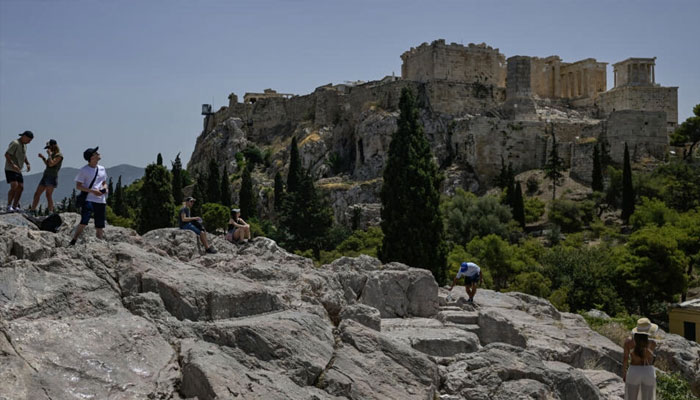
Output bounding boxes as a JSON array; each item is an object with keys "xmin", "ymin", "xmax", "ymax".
[
  {"xmin": 179, "ymin": 197, "xmax": 217, "ymax": 254},
  {"xmin": 69, "ymin": 147, "xmax": 108, "ymax": 246},
  {"xmin": 4, "ymin": 131, "xmax": 34, "ymax": 212},
  {"xmin": 449, "ymin": 261, "xmax": 483, "ymax": 303},
  {"xmin": 30, "ymin": 139, "xmax": 63, "ymax": 214}
]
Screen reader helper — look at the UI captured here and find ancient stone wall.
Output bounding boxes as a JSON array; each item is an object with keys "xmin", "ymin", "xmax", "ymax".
[
  {"xmin": 559, "ymin": 59, "xmax": 607, "ymax": 99},
  {"xmin": 597, "ymin": 86, "xmax": 678, "ymax": 133},
  {"xmin": 401, "ymin": 39, "xmax": 506, "ymax": 87},
  {"xmin": 604, "ymin": 110, "xmax": 668, "ymax": 164},
  {"xmin": 531, "ymin": 57, "xmax": 561, "ymax": 99}
]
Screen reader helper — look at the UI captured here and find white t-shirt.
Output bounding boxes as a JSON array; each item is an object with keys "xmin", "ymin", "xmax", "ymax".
[
  {"xmin": 75, "ymin": 164, "xmax": 108, "ymax": 204},
  {"xmin": 456, "ymin": 262, "xmax": 481, "ymax": 279}
]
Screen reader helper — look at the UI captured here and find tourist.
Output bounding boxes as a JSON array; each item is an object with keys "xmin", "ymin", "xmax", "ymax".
[
  {"xmin": 622, "ymin": 317, "xmax": 658, "ymax": 400},
  {"xmin": 4, "ymin": 130, "xmax": 34, "ymax": 212},
  {"xmin": 30, "ymin": 139, "xmax": 63, "ymax": 214},
  {"xmin": 69, "ymin": 147, "xmax": 108, "ymax": 245},
  {"xmin": 178, "ymin": 196, "xmax": 217, "ymax": 254},
  {"xmin": 226, "ymin": 208, "xmax": 251, "ymax": 243},
  {"xmin": 449, "ymin": 261, "xmax": 483, "ymax": 303}
]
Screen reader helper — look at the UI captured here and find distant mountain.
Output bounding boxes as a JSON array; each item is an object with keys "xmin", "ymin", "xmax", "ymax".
[{"xmin": 0, "ymin": 164, "xmax": 144, "ymax": 207}]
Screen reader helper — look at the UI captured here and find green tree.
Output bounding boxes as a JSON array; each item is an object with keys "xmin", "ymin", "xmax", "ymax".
[
  {"xmin": 466, "ymin": 234, "xmax": 532, "ymax": 291},
  {"xmin": 379, "ymin": 88, "xmax": 447, "ymax": 284},
  {"xmin": 156, "ymin": 153, "xmax": 163, "ymax": 166},
  {"xmin": 113, "ymin": 175, "xmax": 127, "ymax": 217},
  {"xmin": 543, "ymin": 125, "xmax": 564, "ymax": 201},
  {"xmin": 191, "ymin": 182, "xmax": 204, "ymax": 216},
  {"xmin": 201, "ymin": 203, "xmax": 229, "ymax": 232},
  {"xmin": 621, "ymin": 143, "xmax": 635, "ymax": 223},
  {"xmin": 68, "ymin": 189, "xmax": 77, "ymax": 212},
  {"xmin": 629, "ymin": 197, "xmax": 679, "ymax": 230},
  {"xmin": 318, "ymin": 226, "xmax": 384, "ymax": 265},
  {"xmin": 670, "ymin": 103, "xmax": 700, "ymax": 160},
  {"xmin": 287, "ymin": 136, "xmax": 302, "ymax": 194},
  {"xmin": 171, "ymin": 153, "xmax": 184, "ymax": 205},
  {"xmin": 138, "ymin": 163, "xmax": 175, "ymax": 233},
  {"xmin": 443, "ymin": 189, "xmax": 513, "ymax": 244},
  {"xmin": 239, "ymin": 164, "xmax": 256, "ymax": 220},
  {"xmin": 207, "ymin": 159, "xmax": 221, "ymax": 204},
  {"xmin": 220, "ymin": 164, "xmax": 232, "ymax": 207},
  {"xmin": 107, "ymin": 177, "xmax": 114, "ymax": 207},
  {"xmin": 273, "ymin": 171, "xmax": 284, "ymax": 212},
  {"xmin": 512, "ymin": 181, "xmax": 525, "ymax": 229},
  {"xmin": 592, "ymin": 144, "xmax": 604, "ymax": 192}
]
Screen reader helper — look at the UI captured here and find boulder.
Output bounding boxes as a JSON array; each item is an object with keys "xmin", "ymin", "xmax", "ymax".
[{"xmin": 339, "ymin": 303, "xmax": 381, "ymax": 331}]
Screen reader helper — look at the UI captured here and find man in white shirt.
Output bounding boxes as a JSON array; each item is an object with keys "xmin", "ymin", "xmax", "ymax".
[
  {"xmin": 69, "ymin": 147, "xmax": 108, "ymax": 245},
  {"xmin": 449, "ymin": 261, "xmax": 483, "ymax": 303}
]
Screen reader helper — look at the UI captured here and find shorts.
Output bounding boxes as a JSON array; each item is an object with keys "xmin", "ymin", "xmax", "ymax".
[
  {"xmin": 464, "ymin": 275, "xmax": 480, "ymax": 284},
  {"xmin": 39, "ymin": 174, "xmax": 58, "ymax": 188},
  {"xmin": 181, "ymin": 222, "xmax": 201, "ymax": 235},
  {"xmin": 80, "ymin": 201, "xmax": 106, "ymax": 228},
  {"xmin": 4, "ymin": 170, "xmax": 23, "ymax": 184}
]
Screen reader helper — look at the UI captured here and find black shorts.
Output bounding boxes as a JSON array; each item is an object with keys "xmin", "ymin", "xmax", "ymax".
[
  {"xmin": 4, "ymin": 170, "xmax": 23, "ymax": 184},
  {"xmin": 80, "ymin": 201, "xmax": 106, "ymax": 228},
  {"xmin": 39, "ymin": 174, "xmax": 58, "ymax": 188}
]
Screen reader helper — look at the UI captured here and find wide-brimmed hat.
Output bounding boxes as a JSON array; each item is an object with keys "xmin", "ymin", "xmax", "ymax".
[{"xmin": 632, "ymin": 318, "xmax": 658, "ymax": 336}]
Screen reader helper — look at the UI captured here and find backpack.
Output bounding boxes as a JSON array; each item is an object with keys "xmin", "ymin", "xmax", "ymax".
[{"xmin": 39, "ymin": 214, "xmax": 63, "ymax": 233}]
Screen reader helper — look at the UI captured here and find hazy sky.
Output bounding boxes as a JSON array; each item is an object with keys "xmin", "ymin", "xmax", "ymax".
[{"xmin": 1, "ymin": 0, "xmax": 698, "ymax": 169}]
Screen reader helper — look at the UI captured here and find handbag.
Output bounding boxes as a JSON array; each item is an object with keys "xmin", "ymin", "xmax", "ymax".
[{"xmin": 76, "ymin": 167, "xmax": 99, "ymax": 209}]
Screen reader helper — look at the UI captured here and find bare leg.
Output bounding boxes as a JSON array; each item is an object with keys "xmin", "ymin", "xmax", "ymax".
[
  {"xmin": 199, "ymin": 232, "xmax": 210, "ymax": 248},
  {"xmin": 45, "ymin": 186, "xmax": 55, "ymax": 213},
  {"xmin": 96, "ymin": 228, "xmax": 104, "ymax": 239},
  {"xmin": 32, "ymin": 185, "xmax": 46, "ymax": 210},
  {"xmin": 8, "ymin": 182, "xmax": 19, "ymax": 207},
  {"xmin": 245, "ymin": 226, "xmax": 251, "ymax": 240},
  {"xmin": 12, "ymin": 183, "xmax": 24, "ymax": 207},
  {"xmin": 234, "ymin": 229, "xmax": 243, "ymax": 242},
  {"xmin": 72, "ymin": 224, "xmax": 87, "ymax": 242}
]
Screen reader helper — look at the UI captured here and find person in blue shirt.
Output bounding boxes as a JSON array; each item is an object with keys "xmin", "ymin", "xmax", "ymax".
[{"xmin": 449, "ymin": 261, "xmax": 483, "ymax": 302}]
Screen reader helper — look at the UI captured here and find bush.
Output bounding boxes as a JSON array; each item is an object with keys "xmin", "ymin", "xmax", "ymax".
[
  {"xmin": 318, "ymin": 226, "xmax": 384, "ymax": 265},
  {"xmin": 524, "ymin": 197, "xmax": 545, "ymax": 223},
  {"xmin": 201, "ymin": 203, "xmax": 229, "ymax": 232},
  {"xmin": 526, "ymin": 176, "xmax": 539, "ymax": 195},
  {"xmin": 508, "ymin": 271, "xmax": 551, "ymax": 298},
  {"xmin": 548, "ymin": 199, "xmax": 595, "ymax": 233},
  {"xmin": 106, "ymin": 205, "xmax": 135, "ymax": 229},
  {"xmin": 630, "ymin": 196, "xmax": 679, "ymax": 230},
  {"xmin": 656, "ymin": 372, "xmax": 697, "ymax": 400},
  {"xmin": 442, "ymin": 189, "xmax": 514, "ymax": 244}
]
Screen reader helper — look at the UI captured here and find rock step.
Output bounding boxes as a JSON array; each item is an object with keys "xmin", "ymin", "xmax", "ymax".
[{"xmin": 438, "ymin": 310, "xmax": 479, "ymax": 325}]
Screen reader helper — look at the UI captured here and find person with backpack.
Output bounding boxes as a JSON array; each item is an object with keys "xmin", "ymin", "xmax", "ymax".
[
  {"xmin": 4, "ymin": 130, "xmax": 34, "ymax": 212},
  {"xmin": 30, "ymin": 139, "xmax": 63, "ymax": 214},
  {"xmin": 178, "ymin": 197, "xmax": 217, "ymax": 254},
  {"xmin": 69, "ymin": 147, "xmax": 107, "ymax": 246}
]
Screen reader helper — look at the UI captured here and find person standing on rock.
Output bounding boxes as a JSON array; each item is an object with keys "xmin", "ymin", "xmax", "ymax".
[
  {"xmin": 4, "ymin": 130, "xmax": 34, "ymax": 212},
  {"xmin": 449, "ymin": 262, "xmax": 483, "ymax": 303},
  {"xmin": 69, "ymin": 147, "xmax": 108, "ymax": 246},
  {"xmin": 622, "ymin": 318, "xmax": 658, "ymax": 400},
  {"xmin": 179, "ymin": 196, "xmax": 217, "ymax": 254},
  {"xmin": 30, "ymin": 139, "xmax": 63, "ymax": 214}
]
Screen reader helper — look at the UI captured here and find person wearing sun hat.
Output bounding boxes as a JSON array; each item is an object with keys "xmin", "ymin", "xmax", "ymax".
[{"xmin": 622, "ymin": 317, "xmax": 658, "ymax": 399}]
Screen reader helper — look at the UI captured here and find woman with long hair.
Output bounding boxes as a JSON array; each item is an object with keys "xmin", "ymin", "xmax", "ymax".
[
  {"xmin": 622, "ymin": 318, "xmax": 658, "ymax": 399},
  {"xmin": 226, "ymin": 208, "xmax": 251, "ymax": 243},
  {"xmin": 31, "ymin": 139, "xmax": 63, "ymax": 213}
]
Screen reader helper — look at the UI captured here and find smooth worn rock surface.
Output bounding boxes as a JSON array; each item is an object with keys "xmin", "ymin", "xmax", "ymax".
[{"xmin": 2, "ymin": 214, "xmax": 698, "ymax": 398}]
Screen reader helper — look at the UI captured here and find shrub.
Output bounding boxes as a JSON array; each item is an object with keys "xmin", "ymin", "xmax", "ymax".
[
  {"xmin": 656, "ymin": 372, "xmax": 696, "ymax": 400},
  {"xmin": 106, "ymin": 205, "xmax": 135, "ymax": 229},
  {"xmin": 548, "ymin": 199, "xmax": 594, "ymax": 232},
  {"xmin": 442, "ymin": 189, "xmax": 513, "ymax": 244},
  {"xmin": 508, "ymin": 271, "xmax": 551, "ymax": 298},
  {"xmin": 526, "ymin": 176, "xmax": 539, "ymax": 195},
  {"xmin": 318, "ymin": 226, "xmax": 383, "ymax": 265},
  {"xmin": 201, "ymin": 203, "xmax": 229, "ymax": 232},
  {"xmin": 524, "ymin": 197, "xmax": 545, "ymax": 223}
]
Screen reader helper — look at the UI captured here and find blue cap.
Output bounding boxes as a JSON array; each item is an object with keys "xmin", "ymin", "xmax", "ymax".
[{"xmin": 461, "ymin": 262, "xmax": 468, "ymax": 268}]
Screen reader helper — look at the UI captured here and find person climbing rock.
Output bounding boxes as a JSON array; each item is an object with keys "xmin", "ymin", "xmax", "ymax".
[{"xmin": 449, "ymin": 261, "xmax": 483, "ymax": 303}]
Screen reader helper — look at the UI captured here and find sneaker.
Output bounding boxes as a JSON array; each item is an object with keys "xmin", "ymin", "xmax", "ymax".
[
  {"xmin": 68, "ymin": 239, "xmax": 76, "ymax": 247},
  {"xmin": 205, "ymin": 247, "xmax": 217, "ymax": 254},
  {"xmin": 6, "ymin": 206, "xmax": 14, "ymax": 212}
]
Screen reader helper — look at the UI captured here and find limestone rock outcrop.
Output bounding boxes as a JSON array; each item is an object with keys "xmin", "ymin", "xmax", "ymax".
[{"xmin": 2, "ymin": 213, "xmax": 699, "ymax": 399}]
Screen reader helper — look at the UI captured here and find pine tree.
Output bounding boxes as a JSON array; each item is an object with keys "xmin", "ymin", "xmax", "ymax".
[
  {"xmin": 379, "ymin": 87, "xmax": 447, "ymax": 284},
  {"xmin": 543, "ymin": 125, "xmax": 564, "ymax": 202},
  {"xmin": 274, "ymin": 171, "xmax": 284, "ymax": 212},
  {"xmin": 287, "ymin": 136, "xmax": 302, "ymax": 194},
  {"xmin": 138, "ymin": 163, "xmax": 175, "ymax": 233},
  {"xmin": 157, "ymin": 153, "xmax": 163, "ymax": 166},
  {"xmin": 621, "ymin": 143, "xmax": 635, "ymax": 223},
  {"xmin": 592, "ymin": 144, "xmax": 604, "ymax": 192},
  {"xmin": 513, "ymin": 181, "xmax": 526, "ymax": 229},
  {"xmin": 239, "ymin": 164, "xmax": 256, "ymax": 220},
  {"xmin": 220, "ymin": 164, "xmax": 232, "ymax": 207},
  {"xmin": 171, "ymin": 153, "xmax": 183, "ymax": 205},
  {"xmin": 207, "ymin": 159, "xmax": 221, "ymax": 204},
  {"xmin": 113, "ymin": 176, "xmax": 127, "ymax": 217},
  {"xmin": 107, "ymin": 177, "xmax": 114, "ymax": 207}
]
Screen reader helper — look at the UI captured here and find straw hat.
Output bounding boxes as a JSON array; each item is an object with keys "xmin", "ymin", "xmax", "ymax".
[{"xmin": 632, "ymin": 318, "xmax": 658, "ymax": 336}]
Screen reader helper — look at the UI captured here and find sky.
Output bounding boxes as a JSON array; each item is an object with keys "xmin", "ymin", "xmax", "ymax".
[{"xmin": 1, "ymin": 0, "xmax": 698, "ymax": 169}]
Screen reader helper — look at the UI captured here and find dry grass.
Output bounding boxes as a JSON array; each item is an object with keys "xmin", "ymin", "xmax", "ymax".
[{"xmin": 299, "ymin": 132, "xmax": 321, "ymax": 146}]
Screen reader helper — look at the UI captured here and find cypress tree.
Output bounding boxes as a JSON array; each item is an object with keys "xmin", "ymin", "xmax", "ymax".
[
  {"xmin": 68, "ymin": 189, "xmax": 77, "ymax": 212},
  {"xmin": 543, "ymin": 125, "xmax": 564, "ymax": 201},
  {"xmin": 113, "ymin": 176, "xmax": 127, "ymax": 217},
  {"xmin": 206, "ymin": 159, "xmax": 221, "ymax": 204},
  {"xmin": 621, "ymin": 143, "xmax": 635, "ymax": 223},
  {"xmin": 592, "ymin": 144, "xmax": 604, "ymax": 192},
  {"xmin": 287, "ymin": 136, "xmax": 302, "ymax": 194},
  {"xmin": 171, "ymin": 153, "xmax": 183, "ymax": 205},
  {"xmin": 274, "ymin": 171, "xmax": 284, "ymax": 212},
  {"xmin": 220, "ymin": 164, "xmax": 232, "ymax": 207},
  {"xmin": 157, "ymin": 153, "xmax": 163, "ymax": 166},
  {"xmin": 138, "ymin": 163, "xmax": 175, "ymax": 233},
  {"xmin": 513, "ymin": 181, "xmax": 526, "ymax": 229},
  {"xmin": 379, "ymin": 87, "xmax": 447, "ymax": 284},
  {"xmin": 107, "ymin": 177, "xmax": 114, "ymax": 207},
  {"xmin": 239, "ymin": 164, "xmax": 256, "ymax": 220},
  {"xmin": 191, "ymin": 182, "xmax": 204, "ymax": 216}
]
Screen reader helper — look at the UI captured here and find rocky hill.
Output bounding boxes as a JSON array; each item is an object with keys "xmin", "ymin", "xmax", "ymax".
[{"xmin": 2, "ymin": 214, "xmax": 698, "ymax": 399}]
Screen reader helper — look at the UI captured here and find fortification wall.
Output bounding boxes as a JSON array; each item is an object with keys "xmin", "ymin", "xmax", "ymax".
[
  {"xmin": 604, "ymin": 110, "xmax": 668, "ymax": 163},
  {"xmin": 597, "ymin": 86, "xmax": 678, "ymax": 132}
]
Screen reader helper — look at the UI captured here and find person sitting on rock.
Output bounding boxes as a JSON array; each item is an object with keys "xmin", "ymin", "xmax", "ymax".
[
  {"xmin": 449, "ymin": 261, "xmax": 483, "ymax": 303},
  {"xmin": 178, "ymin": 196, "xmax": 217, "ymax": 254},
  {"xmin": 622, "ymin": 318, "xmax": 658, "ymax": 400},
  {"xmin": 226, "ymin": 208, "xmax": 251, "ymax": 243}
]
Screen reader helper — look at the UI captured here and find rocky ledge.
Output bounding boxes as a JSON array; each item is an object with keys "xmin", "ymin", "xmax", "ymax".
[{"xmin": 1, "ymin": 213, "xmax": 698, "ymax": 399}]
